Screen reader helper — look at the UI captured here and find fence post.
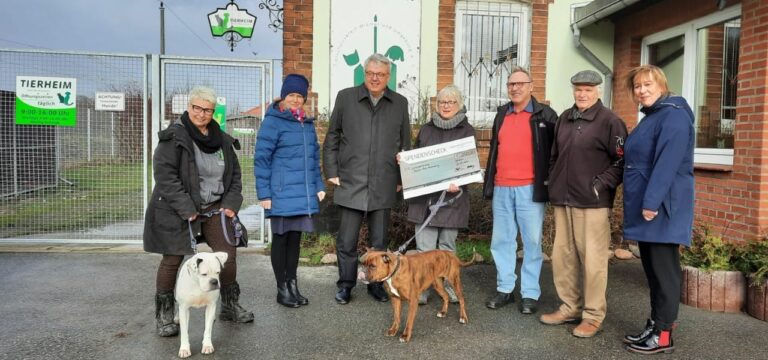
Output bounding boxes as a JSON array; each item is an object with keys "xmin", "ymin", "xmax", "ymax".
[
  {"xmin": 111, "ymin": 112, "xmax": 115, "ymax": 157},
  {"xmin": 87, "ymin": 108, "xmax": 92, "ymax": 161}
]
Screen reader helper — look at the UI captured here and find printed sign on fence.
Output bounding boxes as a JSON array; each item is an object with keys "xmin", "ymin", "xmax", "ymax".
[
  {"xmin": 95, "ymin": 92, "xmax": 125, "ymax": 111},
  {"xmin": 15, "ymin": 76, "xmax": 77, "ymax": 126}
]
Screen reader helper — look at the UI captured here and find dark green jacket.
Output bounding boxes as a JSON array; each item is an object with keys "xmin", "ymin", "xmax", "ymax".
[{"xmin": 143, "ymin": 120, "xmax": 242, "ymax": 255}]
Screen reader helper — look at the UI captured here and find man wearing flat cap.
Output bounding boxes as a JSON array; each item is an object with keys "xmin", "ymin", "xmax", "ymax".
[{"xmin": 539, "ymin": 70, "xmax": 628, "ymax": 338}]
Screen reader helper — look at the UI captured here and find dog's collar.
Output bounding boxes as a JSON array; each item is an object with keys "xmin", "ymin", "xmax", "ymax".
[{"xmin": 380, "ymin": 253, "xmax": 401, "ymax": 282}]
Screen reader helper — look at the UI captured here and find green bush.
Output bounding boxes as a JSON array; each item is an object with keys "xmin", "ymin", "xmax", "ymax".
[
  {"xmin": 734, "ymin": 238, "xmax": 768, "ymax": 286},
  {"xmin": 681, "ymin": 224, "xmax": 740, "ymax": 272}
]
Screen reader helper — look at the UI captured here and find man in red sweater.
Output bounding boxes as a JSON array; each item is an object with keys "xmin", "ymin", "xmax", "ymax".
[{"xmin": 482, "ymin": 67, "xmax": 558, "ymax": 314}]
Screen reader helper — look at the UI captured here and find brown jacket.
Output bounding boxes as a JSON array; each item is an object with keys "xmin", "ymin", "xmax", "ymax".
[{"xmin": 548, "ymin": 100, "xmax": 627, "ymax": 208}]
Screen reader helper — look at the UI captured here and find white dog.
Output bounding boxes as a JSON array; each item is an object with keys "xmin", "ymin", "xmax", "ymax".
[{"xmin": 174, "ymin": 252, "xmax": 228, "ymax": 358}]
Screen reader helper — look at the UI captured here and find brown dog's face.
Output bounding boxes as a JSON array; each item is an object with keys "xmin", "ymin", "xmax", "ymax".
[{"xmin": 359, "ymin": 249, "xmax": 396, "ymax": 283}]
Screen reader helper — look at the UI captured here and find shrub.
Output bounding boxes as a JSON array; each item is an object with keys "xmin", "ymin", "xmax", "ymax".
[
  {"xmin": 681, "ymin": 224, "xmax": 740, "ymax": 272},
  {"xmin": 734, "ymin": 238, "xmax": 768, "ymax": 286}
]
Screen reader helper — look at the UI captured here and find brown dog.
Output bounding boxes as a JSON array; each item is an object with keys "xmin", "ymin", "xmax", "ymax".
[{"xmin": 359, "ymin": 249, "xmax": 472, "ymax": 342}]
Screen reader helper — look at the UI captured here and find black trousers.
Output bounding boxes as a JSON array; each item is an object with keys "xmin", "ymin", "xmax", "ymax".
[
  {"xmin": 336, "ymin": 206, "xmax": 390, "ymax": 289},
  {"xmin": 638, "ymin": 242, "xmax": 681, "ymax": 330},
  {"xmin": 271, "ymin": 231, "xmax": 302, "ymax": 285}
]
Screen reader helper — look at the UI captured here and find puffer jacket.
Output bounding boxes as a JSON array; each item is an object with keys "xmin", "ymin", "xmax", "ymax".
[{"xmin": 254, "ymin": 102, "xmax": 325, "ymax": 217}]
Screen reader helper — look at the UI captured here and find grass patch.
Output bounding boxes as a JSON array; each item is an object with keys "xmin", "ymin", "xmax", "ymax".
[
  {"xmin": 455, "ymin": 237, "xmax": 493, "ymax": 264},
  {"xmin": 0, "ymin": 162, "xmax": 143, "ymax": 238},
  {"xmin": 289, "ymin": 232, "xmax": 493, "ymax": 266}
]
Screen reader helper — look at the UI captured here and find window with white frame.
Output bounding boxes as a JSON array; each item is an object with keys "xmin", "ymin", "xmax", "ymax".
[
  {"xmin": 453, "ymin": 1, "xmax": 530, "ymax": 128},
  {"xmin": 641, "ymin": 5, "xmax": 741, "ymax": 166}
]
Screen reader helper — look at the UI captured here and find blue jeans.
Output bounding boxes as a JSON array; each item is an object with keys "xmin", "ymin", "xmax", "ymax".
[{"xmin": 490, "ymin": 185, "xmax": 545, "ymax": 299}]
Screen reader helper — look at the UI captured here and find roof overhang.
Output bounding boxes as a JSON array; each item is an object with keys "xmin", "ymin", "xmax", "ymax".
[{"xmin": 572, "ymin": 0, "xmax": 644, "ymax": 28}]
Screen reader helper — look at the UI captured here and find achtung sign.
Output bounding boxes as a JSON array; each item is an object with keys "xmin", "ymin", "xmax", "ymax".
[
  {"xmin": 15, "ymin": 76, "xmax": 77, "ymax": 126},
  {"xmin": 95, "ymin": 92, "xmax": 125, "ymax": 111}
]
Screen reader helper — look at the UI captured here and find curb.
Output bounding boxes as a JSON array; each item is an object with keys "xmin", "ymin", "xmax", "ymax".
[{"xmin": 0, "ymin": 243, "xmax": 268, "ymax": 254}]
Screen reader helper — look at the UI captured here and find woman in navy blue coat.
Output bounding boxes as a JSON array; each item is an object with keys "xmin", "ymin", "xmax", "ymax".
[
  {"xmin": 622, "ymin": 65, "xmax": 694, "ymax": 355},
  {"xmin": 255, "ymin": 74, "xmax": 325, "ymax": 308}
]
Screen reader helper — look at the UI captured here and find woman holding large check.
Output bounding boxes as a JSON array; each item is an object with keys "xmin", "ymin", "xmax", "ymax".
[{"xmin": 405, "ymin": 85, "xmax": 476, "ymax": 305}]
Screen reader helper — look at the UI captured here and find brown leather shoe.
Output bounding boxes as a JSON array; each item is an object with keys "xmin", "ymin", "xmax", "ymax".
[
  {"xmin": 573, "ymin": 319, "xmax": 602, "ymax": 338},
  {"xmin": 539, "ymin": 310, "xmax": 579, "ymax": 325}
]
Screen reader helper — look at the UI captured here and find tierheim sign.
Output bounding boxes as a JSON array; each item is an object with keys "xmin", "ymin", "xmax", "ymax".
[{"xmin": 15, "ymin": 76, "xmax": 77, "ymax": 126}]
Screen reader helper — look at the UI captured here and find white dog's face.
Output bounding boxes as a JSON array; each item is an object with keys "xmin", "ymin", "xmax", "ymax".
[{"xmin": 186, "ymin": 252, "xmax": 228, "ymax": 292}]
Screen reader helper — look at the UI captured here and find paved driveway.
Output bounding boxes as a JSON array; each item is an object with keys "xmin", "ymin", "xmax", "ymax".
[{"xmin": 1, "ymin": 250, "xmax": 767, "ymax": 359}]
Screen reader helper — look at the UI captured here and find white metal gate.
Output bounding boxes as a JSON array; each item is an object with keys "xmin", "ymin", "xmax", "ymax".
[
  {"xmin": 0, "ymin": 49, "xmax": 272, "ymax": 244},
  {"xmin": 153, "ymin": 55, "xmax": 273, "ymax": 245}
]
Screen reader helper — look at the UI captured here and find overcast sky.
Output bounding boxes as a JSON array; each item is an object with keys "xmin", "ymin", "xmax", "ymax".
[{"xmin": 0, "ymin": 0, "xmax": 283, "ymax": 60}]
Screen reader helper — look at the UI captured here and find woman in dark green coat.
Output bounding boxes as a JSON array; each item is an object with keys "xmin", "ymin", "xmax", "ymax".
[{"xmin": 143, "ymin": 86, "xmax": 253, "ymax": 337}]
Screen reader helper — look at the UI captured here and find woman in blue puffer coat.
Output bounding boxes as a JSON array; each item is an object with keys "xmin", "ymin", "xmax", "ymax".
[
  {"xmin": 255, "ymin": 74, "xmax": 325, "ymax": 308},
  {"xmin": 622, "ymin": 65, "xmax": 695, "ymax": 355}
]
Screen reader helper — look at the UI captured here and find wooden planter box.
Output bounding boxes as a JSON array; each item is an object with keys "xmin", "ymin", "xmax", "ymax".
[
  {"xmin": 747, "ymin": 276, "xmax": 768, "ymax": 321},
  {"xmin": 680, "ymin": 265, "xmax": 746, "ymax": 313}
]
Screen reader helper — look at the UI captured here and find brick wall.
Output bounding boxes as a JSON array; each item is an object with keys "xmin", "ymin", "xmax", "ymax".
[
  {"xmin": 437, "ymin": 0, "xmax": 457, "ymax": 90},
  {"xmin": 282, "ymin": 0, "xmax": 314, "ymax": 81},
  {"xmin": 529, "ymin": 0, "xmax": 553, "ymax": 97},
  {"xmin": 612, "ymin": 0, "xmax": 768, "ymax": 242},
  {"xmin": 434, "ymin": 0, "xmax": 553, "ymax": 166}
]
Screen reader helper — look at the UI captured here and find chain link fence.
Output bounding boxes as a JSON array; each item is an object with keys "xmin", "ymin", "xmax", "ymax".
[
  {"xmin": 0, "ymin": 49, "xmax": 272, "ymax": 243},
  {"xmin": 159, "ymin": 56, "xmax": 271, "ymax": 241},
  {"xmin": 0, "ymin": 49, "xmax": 147, "ymax": 241}
]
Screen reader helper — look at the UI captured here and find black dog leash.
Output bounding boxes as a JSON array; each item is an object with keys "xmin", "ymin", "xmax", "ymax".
[
  {"xmin": 396, "ymin": 188, "xmax": 463, "ymax": 254},
  {"xmin": 187, "ymin": 209, "xmax": 244, "ymax": 252}
]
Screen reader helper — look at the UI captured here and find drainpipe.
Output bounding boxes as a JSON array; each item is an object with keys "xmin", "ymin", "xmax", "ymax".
[
  {"xmin": 570, "ymin": 0, "xmax": 643, "ymax": 108},
  {"xmin": 571, "ymin": 24, "xmax": 614, "ymax": 107}
]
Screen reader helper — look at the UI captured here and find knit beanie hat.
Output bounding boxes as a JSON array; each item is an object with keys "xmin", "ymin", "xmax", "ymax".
[{"xmin": 280, "ymin": 74, "xmax": 309, "ymax": 99}]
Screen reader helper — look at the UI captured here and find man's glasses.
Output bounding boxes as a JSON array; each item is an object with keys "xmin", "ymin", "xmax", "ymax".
[
  {"xmin": 365, "ymin": 71, "xmax": 389, "ymax": 79},
  {"xmin": 506, "ymin": 81, "xmax": 532, "ymax": 89},
  {"xmin": 190, "ymin": 104, "xmax": 215, "ymax": 115},
  {"xmin": 437, "ymin": 100, "xmax": 458, "ymax": 106}
]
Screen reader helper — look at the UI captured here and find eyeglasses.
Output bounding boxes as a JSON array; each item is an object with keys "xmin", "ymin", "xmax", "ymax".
[
  {"xmin": 365, "ymin": 71, "xmax": 389, "ymax": 79},
  {"xmin": 506, "ymin": 81, "xmax": 532, "ymax": 89},
  {"xmin": 190, "ymin": 104, "xmax": 215, "ymax": 115},
  {"xmin": 437, "ymin": 100, "xmax": 458, "ymax": 106}
]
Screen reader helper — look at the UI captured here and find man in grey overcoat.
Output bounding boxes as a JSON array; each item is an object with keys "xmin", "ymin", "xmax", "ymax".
[{"xmin": 323, "ymin": 53, "xmax": 411, "ymax": 304}]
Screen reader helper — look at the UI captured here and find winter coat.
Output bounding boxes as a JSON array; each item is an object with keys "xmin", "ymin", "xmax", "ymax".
[
  {"xmin": 143, "ymin": 118, "xmax": 243, "ymax": 255},
  {"xmin": 623, "ymin": 95, "xmax": 695, "ymax": 246},
  {"xmin": 254, "ymin": 102, "xmax": 325, "ymax": 217},
  {"xmin": 483, "ymin": 96, "xmax": 557, "ymax": 201},
  {"xmin": 548, "ymin": 99, "xmax": 627, "ymax": 208},
  {"xmin": 406, "ymin": 118, "xmax": 476, "ymax": 228},
  {"xmin": 323, "ymin": 85, "xmax": 411, "ymax": 211}
]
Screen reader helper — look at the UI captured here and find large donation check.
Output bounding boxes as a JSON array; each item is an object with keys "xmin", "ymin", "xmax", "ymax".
[{"xmin": 399, "ymin": 136, "xmax": 484, "ymax": 199}]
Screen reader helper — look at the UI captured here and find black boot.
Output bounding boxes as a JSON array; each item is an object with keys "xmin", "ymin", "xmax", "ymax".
[
  {"xmin": 367, "ymin": 282, "xmax": 390, "ymax": 302},
  {"xmin": 287, "ymin": 279, "xmax": 309, "ymax": 306},
  {"xmin": 624, "ymin": 319, "xmax": 655, "ymax": 344},
  {"xmin": 220, "ymin": 281, "xmax": 255, "ymax": 322},
  {"xmin": 155, "ymin": 291, "xmax": 179, "ymax": 337},
  {"xmin": 277, "ymin": 281, "xmax": 300, "ymax": 308},
  {"xmin": 626, "ymin": 327, "xmax": 674, "ymax": 354}
]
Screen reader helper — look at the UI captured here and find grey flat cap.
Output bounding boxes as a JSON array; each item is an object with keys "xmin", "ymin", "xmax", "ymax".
[{"xmin": 571, "ymin": 70, "xmax": 603, "ymax": 85}]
